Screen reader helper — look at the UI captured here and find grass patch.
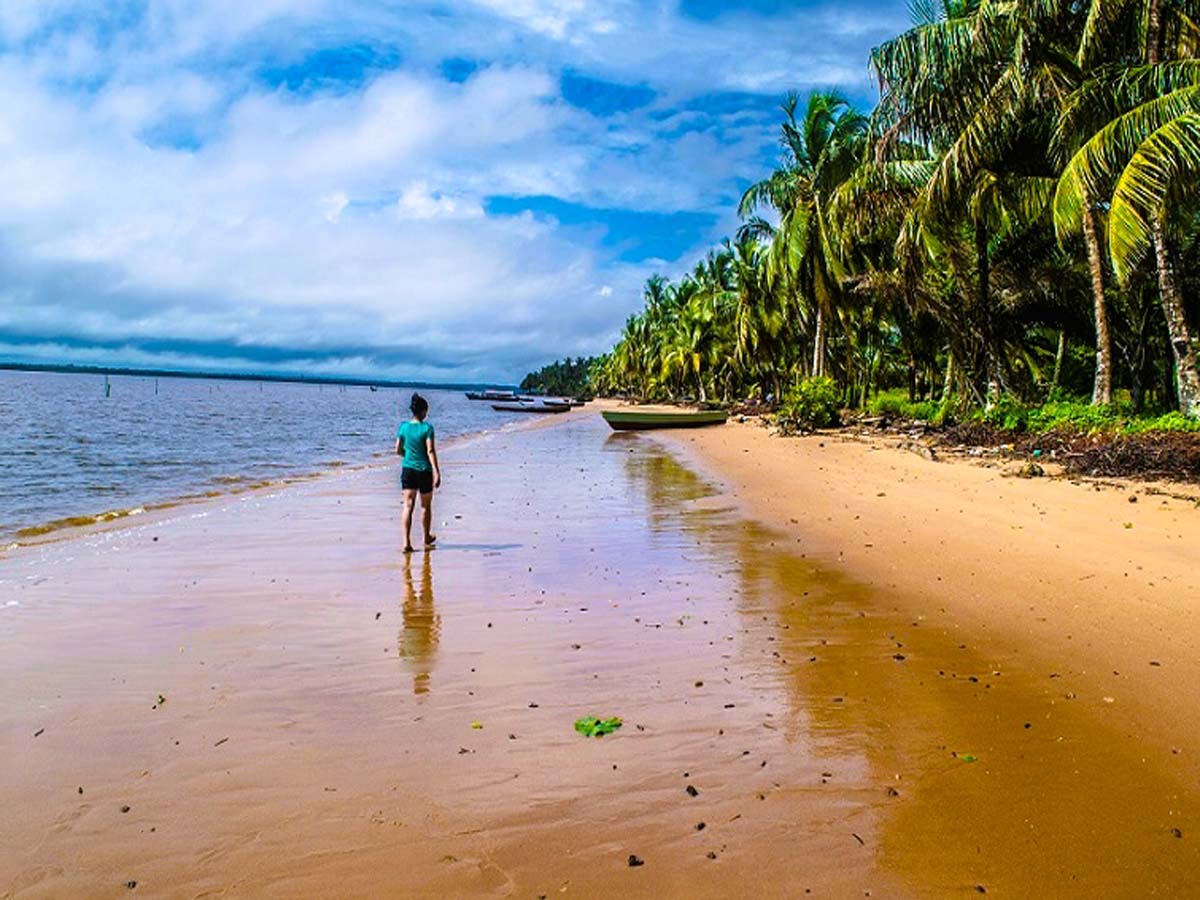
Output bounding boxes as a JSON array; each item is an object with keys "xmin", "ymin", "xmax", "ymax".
[{"xmin": 970, "ymin": 397, "xmax": 1200, "ymax": 435}]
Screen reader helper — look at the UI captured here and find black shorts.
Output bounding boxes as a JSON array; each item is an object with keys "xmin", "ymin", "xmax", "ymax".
[{"xmin": 401, "ymin": 467, "xmax": 434, "ymax": 494}]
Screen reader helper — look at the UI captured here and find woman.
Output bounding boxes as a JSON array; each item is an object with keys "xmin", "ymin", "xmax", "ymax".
[{"xmin": 395, "ymin": 393, "xmax": 441, "ymax": 553}]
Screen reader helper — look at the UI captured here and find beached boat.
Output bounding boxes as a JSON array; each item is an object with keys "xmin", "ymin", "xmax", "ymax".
[
  {"xmin": 491, "ymin": 400, "xmax": 571, "ymax": 414},
  {"xmin": 601, "ymin": 409, "xmax": 728, "ymax": 430}
]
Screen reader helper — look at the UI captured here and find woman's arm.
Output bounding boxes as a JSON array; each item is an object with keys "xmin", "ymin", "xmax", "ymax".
[
  {"xmin": 396, "ymin": 436, "xmax": 404, "ymax": 456},
  {"xmin": 427, "ymin": 434, "xmax": 441, "ymax": 488}
]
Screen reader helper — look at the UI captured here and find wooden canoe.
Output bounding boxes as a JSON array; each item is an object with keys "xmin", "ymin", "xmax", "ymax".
[{"xmin": 601, "ymin": 410, "xmax": 728, "ymax": 430}]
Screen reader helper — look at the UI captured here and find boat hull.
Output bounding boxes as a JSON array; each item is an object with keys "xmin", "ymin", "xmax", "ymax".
[
  {"xmin": 467, "ymin": 390, "xmax": 518, "ymax": 401},
  {"xmin": 491, "ymin": 402, "xmax": 570, "ymax": 414},
  {"xmin": 601, "ymin": 410, "xmax": 728, "ymax": 430}
]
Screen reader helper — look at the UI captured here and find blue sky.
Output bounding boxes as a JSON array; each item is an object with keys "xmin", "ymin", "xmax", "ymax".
[{"xmin": 0, "ymin": 0, "xmax": 906, "ymax": 382}]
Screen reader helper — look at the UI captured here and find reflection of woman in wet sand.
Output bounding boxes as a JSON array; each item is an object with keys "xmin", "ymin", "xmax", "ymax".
[{"xmin": 399, "ymin": 552, "xmax": 440, "ymax": 696}]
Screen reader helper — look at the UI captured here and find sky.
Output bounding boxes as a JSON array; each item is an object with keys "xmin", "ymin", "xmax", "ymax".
[{"xmin": 0, "ymin": 0, "xmax": 907, "ymax": 383}]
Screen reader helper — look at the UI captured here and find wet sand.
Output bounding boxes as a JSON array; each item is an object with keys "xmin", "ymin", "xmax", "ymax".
[{"xmin": 3, "ymin": 413, "xmax": 1199, "ymax": 897}]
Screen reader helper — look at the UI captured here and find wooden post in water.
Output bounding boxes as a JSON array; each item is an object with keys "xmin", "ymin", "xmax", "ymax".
[{"xmin": 104, "ymin": 374, "xmax": 111, "ymax": 398}]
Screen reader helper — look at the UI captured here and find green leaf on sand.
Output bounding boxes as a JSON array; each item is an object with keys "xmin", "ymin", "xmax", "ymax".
[
  {"xmin": 574, "ymin": 716, "xmax": 623, "ymax": 737},
  {"xmin": 960, "ymin": 754, "xmax": 977, "ymax": 763}
]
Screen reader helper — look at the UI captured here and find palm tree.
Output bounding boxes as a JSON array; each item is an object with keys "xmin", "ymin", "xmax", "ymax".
[
  {"xmin": 1053, "ymin": 0, "xmax": 1200, "ymax": 415},
  {"xmin": 739, "ymin": 91, "xmax": 868, "ymax": 379}
]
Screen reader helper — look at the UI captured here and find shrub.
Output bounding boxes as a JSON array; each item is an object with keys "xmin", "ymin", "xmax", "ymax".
[
  {"xmin": 972, "ymin": 396, "xmax": 1032, "ymax": 431},
  {"xmin": 1125, "ymin": 412, "xmax": 1200, "ymax": 434},
  {"xmin": 969, "ymin": 396, "xmax": 1199, "ymax": 435},
  {"xmin": 868, "ymin": 390, "xmax": 941, "ymax": 423},
  {"xmin": 1025, "ymin": 400, "xmax": 1121, "ymax": 433},
  {"xmin": 778, "ymin": 377, "xmax": 841, "ymax": 431}
]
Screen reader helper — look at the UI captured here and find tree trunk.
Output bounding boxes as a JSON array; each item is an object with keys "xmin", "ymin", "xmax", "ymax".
[
  {"xmin": 976, "ymin": 221, "xmax": 1002, "ymax": 407},
  {"xmin": 941, "ymin": 349, "xmax": 955, "ymax": 405},
  {"xmin": 1081, "ymin": 202, "xmax": 1113, "ymax": 405},
  {"xmin": 1152, "ymin": 221, "xmax": 1200, "ymax": 416},
  {"xmin": 1138, "ymin": 0, "xmax": 1200, "ymax": 414},
  {"xmin": 1052, "ymin": 330, "xmax": 1067, "ymax": 395},
  {"xmin": 811, "ymin": 305, "xmax": 826, "ymax": 378},
  {"xmin": 1147, "ymin": 0, "xmax": 1163, "ymax": 64},
  {"xmin": 907, "ymin": 354, "xmax": 917, "ymax": 402}
]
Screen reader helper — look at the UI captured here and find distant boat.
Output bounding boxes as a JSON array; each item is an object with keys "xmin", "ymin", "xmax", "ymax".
[
  {"xmin": 601, "ymin": 409, "xmax": 728, "ymax": 430},
  {"xmin": 491, "ymin": 400, "xmax": 570, "ymax": 414},
  {"xmin": 466, "ymin": 389, "xmax": 518, "ymax": 401}
]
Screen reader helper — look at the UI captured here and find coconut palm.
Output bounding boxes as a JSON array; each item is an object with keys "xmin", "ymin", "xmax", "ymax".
[
  {"xmin": 739, "ymin": 90, "xmax": 868, "ymax": 379},
  {"xmin": 1053, "ymin": 0, "xmax": 1200, "ymax": 414}
]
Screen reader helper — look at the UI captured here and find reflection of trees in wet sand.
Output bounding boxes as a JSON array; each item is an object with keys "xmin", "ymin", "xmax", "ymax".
[
  {"xmin": 399, "ymin": 552, "xmax": 440, "ymax": 696},
  {"xmin": 624, "ymin": 441, "xmax": 1200, "ymax": 893}
]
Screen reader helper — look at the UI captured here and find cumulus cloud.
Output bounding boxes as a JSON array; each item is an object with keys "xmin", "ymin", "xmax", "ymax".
[{"xmin": 0, "ymin": 0, "xmax": 899, "ymax": 381}]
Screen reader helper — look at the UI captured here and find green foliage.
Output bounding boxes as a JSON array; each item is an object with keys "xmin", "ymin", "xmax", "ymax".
[
  {"xmin": 779, "ymin": 377, "xmax": 841, "ymax": 430},
  {"xmin": 867, "ymin": 389, "xmax": 941, "ymax": 422},
  {"xmin": 591, "ymin": 4, "xmax": 1200, "ymax": 421},
  {"xmin": 574, "ymin": 716, "xmax": 623, "ymax": 737},
  {"xmin": 520, "ymin": 357, "xmax": 596, "ymax": 397},
  {"xmin": 970, "ymin": 397, "xmax": 1200, "ymax": 434},
  {"xmin": 1125, "ymin": 412, "xmax": 1200, "ymax": 433}
]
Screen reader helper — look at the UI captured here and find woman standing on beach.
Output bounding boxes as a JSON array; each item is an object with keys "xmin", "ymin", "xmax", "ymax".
[{"xmin": 396, "ymin": 393, "xmax": 441, "ymax": 553}]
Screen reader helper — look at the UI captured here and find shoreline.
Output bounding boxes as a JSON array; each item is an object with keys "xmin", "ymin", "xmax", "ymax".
[
  {"xmin": 0, "ymin": 405, "xmax": 593, "ymax": 556},
  {"xmin": 653, "ymin": 418, "xmax": 1200, "ymax": 771}
]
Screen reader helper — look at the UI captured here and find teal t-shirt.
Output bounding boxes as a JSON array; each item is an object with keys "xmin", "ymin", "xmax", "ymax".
[{"xmin": 397, "ymin": 420, "xmax": 434, "ymax": 471}]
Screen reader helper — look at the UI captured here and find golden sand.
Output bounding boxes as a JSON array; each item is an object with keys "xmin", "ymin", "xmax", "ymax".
[{"xmin": 2, "ymin": 411, "xmax": 1198, "ymax": 897}]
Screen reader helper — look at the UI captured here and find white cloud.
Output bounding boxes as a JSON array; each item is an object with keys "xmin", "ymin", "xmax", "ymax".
[
  {"xmin": 0, "ymin": 0, "xmax": 896, "ymax": 380},
  {"xmin": 397, "ymin": 183, "xmax": 484, "ymax": 220}
]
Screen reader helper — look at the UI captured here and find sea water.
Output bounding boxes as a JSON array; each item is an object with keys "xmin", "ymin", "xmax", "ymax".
[{"xmin": 0, "ymin": 370, "xmax": 506, "ymax": 542}]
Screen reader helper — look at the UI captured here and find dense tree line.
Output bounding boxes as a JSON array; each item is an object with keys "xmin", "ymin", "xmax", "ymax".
[
  {"xmin": 591, "ymin": 0, "xmax": 1200, "ymax": 420},
  {"xmin": 520, "ymin": 357, "xmax": 597, "ymax": 397}
]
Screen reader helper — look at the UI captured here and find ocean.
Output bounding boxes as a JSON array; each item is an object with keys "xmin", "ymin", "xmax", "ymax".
[{"xmin": 0, "ymin": 370, "xmax": 507, "ymax": 543}]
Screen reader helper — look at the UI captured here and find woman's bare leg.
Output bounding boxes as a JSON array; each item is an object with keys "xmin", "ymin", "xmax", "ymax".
[
  {"xmin": 420, "ymin": 491, "xmax": 436, "ymax": 546},
  {"xmin": 402, "ymin": 489, "xmax": 417, "ymax": 552}
]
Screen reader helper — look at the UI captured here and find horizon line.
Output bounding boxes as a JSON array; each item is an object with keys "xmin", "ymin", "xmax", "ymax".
[{"xmin": 0, "ymin": 361, "xmax": 514, "ymax": 392}]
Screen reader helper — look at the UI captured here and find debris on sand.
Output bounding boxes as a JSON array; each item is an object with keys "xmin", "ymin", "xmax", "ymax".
[
  {"xmin": 627, "ymin": 854, "xmax": 645, "ymax": 867},
  {"xmin": 574, "ymin": 716, "xmax": 622, "ymax": 737}
]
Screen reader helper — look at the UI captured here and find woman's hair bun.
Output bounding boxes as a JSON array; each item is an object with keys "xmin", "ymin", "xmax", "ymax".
[{"xmin": 410, "ymin": 392, "xmax": 429, "ymax": 416}]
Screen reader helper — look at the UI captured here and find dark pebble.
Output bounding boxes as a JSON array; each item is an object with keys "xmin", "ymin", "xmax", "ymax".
[
  {"xmin": 120, "ymin": 806, "xmax": 131, "ymax": 813},
  {"xmin": 627, "ymin": 854, "xmax": 644, "ymax": 867},
  {"xmin": 127, "ymin": 881, "xmax": 137, "ymax": 890},
  {"xmin": 1172, "ymin": 828, "xmax": 1183, "ymax": 838},
  {"xmin": 893, "ymin": 654, "xmax": 906, "ymax": 661},
  {"xmin": 695, "ymin": 822, "xmax": 706, "ymax": 831},
  {"xmin": 975, "ymin": 887, "xmax": 987, "ymax": 894},
  {"xmin": 706, "ymin": 851, "xmax": 718, "ymax": 860},
  {"xmin": 686, "ymin": 785, "xmax": 699, "ymax": 797}
]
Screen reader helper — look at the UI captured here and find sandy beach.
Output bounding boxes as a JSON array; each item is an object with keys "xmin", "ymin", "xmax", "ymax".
[{"xmin": 4, "ymin": 409, "xmax": 1200, "ymax": 897}]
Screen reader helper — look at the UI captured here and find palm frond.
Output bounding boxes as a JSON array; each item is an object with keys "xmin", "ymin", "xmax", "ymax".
[
  {"xmin": 1108, "ymin": 110, "xmax": 1200, "ymax": 281},
  {"xmin": 1054, "ymin": 85, "xmax": 1200, "ymax": 235}
]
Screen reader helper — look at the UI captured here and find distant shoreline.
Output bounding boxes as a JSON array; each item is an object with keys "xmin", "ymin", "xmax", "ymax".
[{"xmin": 0, "ymin": 361, "xmax": 512, "ymax": 393}]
